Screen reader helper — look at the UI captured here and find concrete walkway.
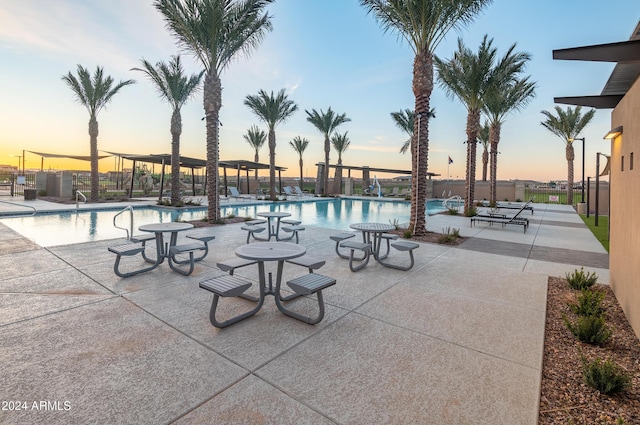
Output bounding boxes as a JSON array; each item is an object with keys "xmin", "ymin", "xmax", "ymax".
[{"xmin": 0, "ymin": 201, "xmax": 608, "ymax": 424}]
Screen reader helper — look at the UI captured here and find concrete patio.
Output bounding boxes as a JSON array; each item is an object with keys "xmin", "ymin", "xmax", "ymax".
[{"xmin": 0, "ymin": 201, "xmax": 608, "ymax": 424}]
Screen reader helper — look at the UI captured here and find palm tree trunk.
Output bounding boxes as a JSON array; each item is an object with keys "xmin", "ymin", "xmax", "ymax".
[
  {"xmin": 489, "ymin": 123, "xmax": 500, "ymax": 204},
  {"xmin": 254, "ymin": 152, "xmax": 259, "ymax": 180},
  {"xmin": 170, "ymin": 109, "xmax": 182, "ymax": 206},
  {"xmin": 299, "ymin": 157, "xmax": 303, "ymax": 187},
  {"xmin": 410, "ymin": 49, "xmax": 432, "ymax": 235},
  {"xmin": 566, "ymin": 143, "xmax": 575, "ymax": 205},
  {"xmin": 268, "ymin": 128, "xmax": 276, "ymax": 201},
  {"xmin": 482, "ymin": 149, "xmax": 488, "ymax": 182},
  {"xmin": 88, "ymin": 116, "xmax": 99, "ymax": 203},
  {"xmin": 464, "ymin": 109, "xmax": 480, "ymax": 214},
  {"xmin": 333, "ymin": 156, "xmax": 342, "ymax": 194},
  {"xmin": 323, "ymin": 135, "xmax": 330, "ymax": 196},
  {"xmin": 204, "ymin": 72, "xmax": 221, "ymax": 223}
]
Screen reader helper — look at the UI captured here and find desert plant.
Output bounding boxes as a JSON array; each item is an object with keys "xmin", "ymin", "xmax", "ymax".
[
  {"xmin": 569, "ymin": 289, "xmax": 606, "ymax": 317},
  {"xmin": 566, "ymin": 267, "xmax": 598, "ymax": 290},
  {"xmin": 226, "ymin": 212, "xmax": 236, "ymax": 219},
  {"xmin": 581, "ymin": 356, "xmax": 631, "ymax": 395},
  {"xmin": 446, "ymin": 207, "xmax": 458, "ymax": 215},
  {"xmin": 464, "ymin": 206, "xmax": 477, "ymax": 217},
  {"xmin": 403, "ymin": 229, "xmax": 413, "ymax": 239},
  {"xmin": 438, "ymin": 227, "xmax": 461, "ymax": 244},
  {"xmin": 389, "ymin": 218, "xmax": 400, "ymax": 229},
  {"xmin": 564, "ymin": 314, "xmax": 611, "ymax": 345}
]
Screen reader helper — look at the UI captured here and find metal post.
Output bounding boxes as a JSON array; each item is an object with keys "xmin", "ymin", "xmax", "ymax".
[
  {"xmin": 595, "ymin": 154, "xmax": 600, "ymax": 226},
  {"xmin": 581, "ymin": 138, "xmax": 585, "ymax": 203},
  {"xmin": 586, "ymin": 177, "xmax": 590, "ymax": 218}
]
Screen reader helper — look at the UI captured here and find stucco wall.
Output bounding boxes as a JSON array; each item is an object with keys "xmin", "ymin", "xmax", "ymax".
[{"xmin": 610, "ymin": 76, "xmax": 640, "ymax": 339}]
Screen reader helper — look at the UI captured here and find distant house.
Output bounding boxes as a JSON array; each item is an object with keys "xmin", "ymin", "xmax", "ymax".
[{"xmin": 553, "ymin": 20, "xmax": 640, "ymax": 338}]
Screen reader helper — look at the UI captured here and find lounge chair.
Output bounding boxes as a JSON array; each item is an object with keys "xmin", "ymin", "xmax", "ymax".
[
  {"xmin": 487, "ymin": 199, "xmax": 534, "ymax": 214},
  {"xmin": 471, "ymin": 201, "xmax": 531, "ymax": 233},
  {"xmin": 283, "ymin": 186, "xmax": 297, "ymax": 197},
  {"xmin": 293, "ymin": 186, "xmax": 308, "ymax": 197},
  {"xmin": 229, "ymin": 187, "xmax": 250, "ymax": 201}
]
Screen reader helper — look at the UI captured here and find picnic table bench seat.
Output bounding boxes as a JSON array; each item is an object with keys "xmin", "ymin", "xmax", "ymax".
[
  {"xmin": 108, "ymin": 243, "xmax": 157, "ymax": 278},
  {"xmin": 281, "ymin": 219, "xmax": 302, "ymax": 226},
  {"xmin": 199, "ymin": 275, "xmax": 261, "ymax": 328},
  {"xmin": 276, "ymin": 273, "xmax": 336, "ymax": 325},
  {"xmin": 377, "ymin": 240, "xmax": 420, "ymax": 271},
  {"xmin": 241, "ymin": 225, "xmax": 266, "ymax": 243},
  {"xmin": 330, "ymin": 232, "xmax": 356, "ymax": 259},
  {"xmin": 280, "ymin": 225, "xmax": 305, "ymax": 243},
  {"xmin": 168, "ymin": 243, "xmax": 206, "ymax": 276},
  {"xmin": 339, "ymin": 240, "xmax": 371, "ymax": 272}
]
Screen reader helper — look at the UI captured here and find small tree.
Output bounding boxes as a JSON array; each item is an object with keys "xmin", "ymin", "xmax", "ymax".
[
  {"xmin": 244, "ymin": 125, "xmax": 267, "ymax": 179},
  {"xmin": 289, "ymin": 136, "xmax": 310, "ymax": 187},
  {"xmin": 62, "ymin": 65, "xmax": 134, "ymax": 202},
  {"xmin": 331, "ymin": 132, "xmax": 351, "ymax": 194}
]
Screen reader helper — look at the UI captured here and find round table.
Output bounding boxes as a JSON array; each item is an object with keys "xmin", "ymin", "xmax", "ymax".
[
  {"xmin": 139, "ymin": 222, "xmax": 194, "ymax": 262},
  {"xmin": 349, "ymin": 222, "xmax": 395, "ymax": 261},
  {"xmin": 256, "ymin": 211, "xmax": 292, "ymax": 241}
]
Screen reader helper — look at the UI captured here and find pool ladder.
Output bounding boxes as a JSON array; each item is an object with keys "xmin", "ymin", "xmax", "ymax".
[
  {"xmin": 113, "ymin": 206, "xmax": 134, "ymax": 240},
  {"xmin": 442, "ymin": 195, "xmax": 463, "ymax": 212},
  {"xmin": 75, "ymin": 190, "xmax": 87, "ymax": 208}
]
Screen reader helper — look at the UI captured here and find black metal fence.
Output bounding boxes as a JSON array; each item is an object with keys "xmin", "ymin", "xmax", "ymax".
[{"xmin": 0, "ymin": 173, "xmax": 36, "ymax": 197}]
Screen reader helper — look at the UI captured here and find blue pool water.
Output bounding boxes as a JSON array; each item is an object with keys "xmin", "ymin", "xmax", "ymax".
[{"xmin": 1, "ymin": 198, "xmax": 448, "ymax": 247}]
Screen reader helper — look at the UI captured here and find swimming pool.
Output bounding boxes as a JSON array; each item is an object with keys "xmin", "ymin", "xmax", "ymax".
[{"xmin": 0, "ymin": 198, "xmax": 449, "ymax": 247}]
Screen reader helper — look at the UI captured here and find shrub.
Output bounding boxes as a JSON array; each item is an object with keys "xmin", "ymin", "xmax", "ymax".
[
  {"xmin": 389, "ymin": 218, "xmax": 400, "ymax": 229},
  {"xmin": 446, "ymin": 207, "xmax": 458, "ymax": 215},
  {"xmin": 566, "ymin": 267, "xmax": 598, "ymax": 290},
  {"xmin": 581, "ymin": 356, "xmax": 631, "ymax": 395},
  {"xmin": 464, "ymin": 206, "xmax": 477, "ymax": 217},
  {"xmin": 38, "ymin": 190, "xmax": 47, "ymax": 196},
  {"xmin": 403, "ymin": 230, "xmax": 412, "ymax": 239},
  {"xmin": 563, "ymin": 314, "xmax": 611, "ymax": 345},
  {"xmin": 438, "ymin": 227, "xmax": 460, "ymax": 244},
  {"xmin": 226, "ymin": 212, "xmax": 236, "ymax": 219},
  {"xmin": 569, "ymin": 289, "xmax": 606, "ymax": 316}
]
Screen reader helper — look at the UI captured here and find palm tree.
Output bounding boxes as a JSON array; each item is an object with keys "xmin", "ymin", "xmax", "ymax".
[
  {"xmin": 331, "ymin": 132, "xmax": 351, "ymax": 194},
  {"xmin": 435, "ymin": 35, "xmax": 529, "ymax": 215},
  {"xmin": 484, "ymin": 75, "xmax": 536, "ymax": 204},
  {"xmin": 478, "ymin": 122, "xmax": 490, "ymax": 181},
  {"xmin": 132, "ymin": 55, "xmax": 204, "ymax": 206},
  {"xmin": 244, "ymin": 89, "xmax": 298, "ymax": 200},
  {"xmin": 243, "ymin": 125, "xmax": 267, "ymax": 179},
  {"xmin": 62, "ymin": 65, "xmax": 134, "ymax": 203},
  {"xmin": 391, "ymin": 108, "xmax": 435, "ymax": 154},
  {"xmin": 155, "ymin": 0, "xmax": 273, "ymax": 222},
  {"xmin": 305, "ymin": 107, "xmax": 350, "ymax": 196},
  {"xmin": 361, "ymin": 0, "xmax": 491, "ymax": 234},
  {"xmin": 289, "ymin": 136, "xmax": 310, "ymax": 186},
  {"xmin": 540, "ymin": 105, "xmax": 595, "ymax": 205}
]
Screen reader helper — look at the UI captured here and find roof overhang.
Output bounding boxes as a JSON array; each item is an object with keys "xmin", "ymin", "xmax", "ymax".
[{"xmin": 553, "ymin": 21, "xmax": 640, "ymax": 109}]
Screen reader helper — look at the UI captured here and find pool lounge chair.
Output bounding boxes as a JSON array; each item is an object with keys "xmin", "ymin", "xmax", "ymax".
[
  {"xmin": 293, "ymin": 186, "xmax": 309, "ymax": 197},
  {"xmin": 229, "ymin": 187, "xmax": 250, "ymax": 201},
  {"xmin": 283, "ymin": 186, "xmax": 298, "ymax": 197},
  {"xmin": 471, "ymin": 201, "xmax": 531, "ymax": 233},
  {"xmin": 493, "ymin": 199, "xmax": 534, "ymax": 214}
]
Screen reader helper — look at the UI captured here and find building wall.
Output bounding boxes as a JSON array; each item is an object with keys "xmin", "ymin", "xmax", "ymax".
[{"xmin": 610, "ymin": 76, "xmax": 640, "ymax": 339}]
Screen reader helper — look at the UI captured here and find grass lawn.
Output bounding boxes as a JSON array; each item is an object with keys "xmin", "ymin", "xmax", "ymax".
[{"xmin": 579, "ymin": 214, "xmax": 609, "ymax": 252}]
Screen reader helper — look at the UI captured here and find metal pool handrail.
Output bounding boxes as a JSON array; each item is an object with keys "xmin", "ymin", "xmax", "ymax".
[
  {"xmin": 0, "ymin": 199, "xmax": 37, "ymax": 217},
  {"xmin": 442, "ymin": 195, "xmax": 462, "ymax": 212},
  {"xmin": 75, "ymin": 190, "xmax": 87, "ymax": 208},
  {"xmin": 113, "ymin": 206, "xmax": 134, "ymax": 240}
]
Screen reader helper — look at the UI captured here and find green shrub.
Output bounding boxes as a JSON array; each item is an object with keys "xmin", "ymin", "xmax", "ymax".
[
  {"xmin": 438, "ymin": 227, "xmax": 461, "ymax": 244},
  {"xmin": 581, "ymin": 356, "xmax": 631, "ymax": 395},
  {"xmin": 446, "ymin": 208, "xmax": 458, "ymax": 215},
  {"xmin": 389, "ymin": 218, "xmax": 400, "ymax": 229},
  {"xmin": 569, "ymin": 289, "xmax": 606, "ymax": 316},
  {"xmin": 566, "ymin": 267, "xmax": 598, "ymax": 290},
  {"xmin": 38, "ymin": 190, "xmax": 47, "ymax": 196},
  {"xmin": 403, "ymin": 230, "xmax": 412, "ymax": 239},
  {"xmin": 563, "ymin": 314, "xmax": 611, "ymax": 345},
  {"xmin": 464, "ymin": 206, "xmax": 477, "ymax": 217},
  {"xmin": 226, "ymin": 212, "xmax": 236, "ymax": 219}
]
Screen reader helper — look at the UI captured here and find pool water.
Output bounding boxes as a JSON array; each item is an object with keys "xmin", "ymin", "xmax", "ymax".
[{"xmin": 1, "ymin": 198, "xmax": 448, "ymax": 247}]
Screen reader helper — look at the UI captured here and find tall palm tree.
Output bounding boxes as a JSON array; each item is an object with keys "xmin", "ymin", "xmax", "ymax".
[
  {"xmin": 478, "ymin": 122, "xmax": 490, "ymax": 181},
  {"xmin": 305, "ymin": 107, "xmax": 350, "ymax": 196},
  {"xmin": 331, "ymin": 131, "xmax": 351, "ymax": 194},
  {"xmin": 484, "ymin": 75, "xmax": 536, "ymax": 204},
  {"xmin": 361, "ymin": 0, "xmax": 491, "ymax": 234},
  {"xmin": 155, "ymin": 0, "xmax": 273, "ymax": 222},
  {"xmin": 391, "ymin": 108, "xmax": 435, "ymax": 154},
  {"xmin": 62, "ymin": 65, "xmax": 134, "ymax": 203},
  {"xmin": 244, "ymin": 89, "xmax": 298, "ymax": 200},
  {"xmin": 435, "ymin": 35, "xmax": 529, "ymax": 215},
  {"xmin": 540, "ymin": 105, "xmax": 595, "ymax": 205},
  {"xmin": 289, "ymin": 136, "xmax": 310, "ymax": 186},
  {"xmin": 132, "ymin": 55, "xmax": 204, "ymax": 206},
  {"xmin": 243, "ymin": 125, "xmax": 266, "ymax": 179}
]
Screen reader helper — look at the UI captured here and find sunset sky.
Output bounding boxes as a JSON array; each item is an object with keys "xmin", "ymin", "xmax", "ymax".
[{"xmin": 1, "ymin": 1, "xmax": 638, "ymax": 182}]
